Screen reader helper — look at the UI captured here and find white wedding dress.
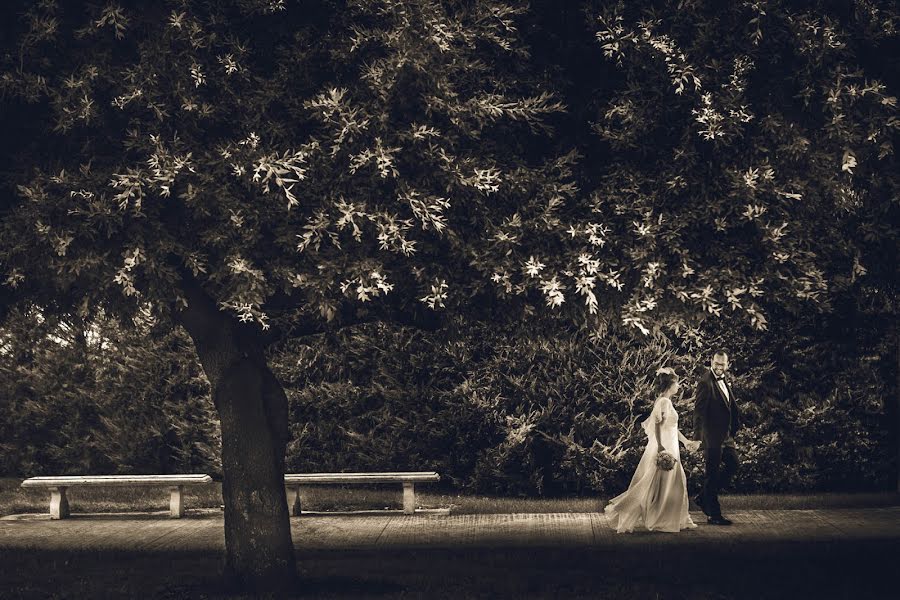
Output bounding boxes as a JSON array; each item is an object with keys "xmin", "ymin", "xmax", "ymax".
[{"xmin": 604, "ymin": 395, "xmax": 697, "ymax": 533}]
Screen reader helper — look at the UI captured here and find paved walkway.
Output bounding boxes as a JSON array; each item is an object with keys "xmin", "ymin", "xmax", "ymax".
[{"xmin": 1, "ymin": 507, "xmax": 898, "ymax": 552}]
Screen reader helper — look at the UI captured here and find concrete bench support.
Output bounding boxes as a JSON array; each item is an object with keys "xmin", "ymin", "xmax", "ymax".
[
  {"xmin": 402, "ymin": 482, "xmax": 415, "ymax": 514},
  {"xmin": 49, "ymin": 487, "xmax": 69, "ymax": 520},
  {"xmin": 169, "ymin": 485, "xmax": 184, "ymax": 518},
  {"xmin": 290, "ymin": 486, "xmax": 303, "ymax": 517}
]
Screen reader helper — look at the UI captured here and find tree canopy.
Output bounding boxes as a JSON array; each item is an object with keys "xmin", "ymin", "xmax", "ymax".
[
  {"xmin": 2, "ymin": 0, "xmax": 572, "ymax": 336},
  {"xmin": 2, "ymin": 0, "xmax": 897, "ymax": 340},
  {"xmin": 3, "ymin": 1, "xmax": 897, "ymax": 344},
  {"xmin": 584, "ymin": 0, "xmax": 898, "ymax": 339}
]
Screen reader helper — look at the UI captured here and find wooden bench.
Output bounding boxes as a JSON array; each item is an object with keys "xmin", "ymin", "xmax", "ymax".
[
  {"xmin": 20, "ymin": 474, "xmax": 213, "ymax": 519},
  {"xmin": 285, "ymin": 472, "xmax": 440, "ymax": 515}
]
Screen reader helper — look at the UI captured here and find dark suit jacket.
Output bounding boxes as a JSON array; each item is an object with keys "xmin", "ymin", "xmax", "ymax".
[{"xmin": 693, "ymin": 369, "xmax": 740, "ymax": 448}]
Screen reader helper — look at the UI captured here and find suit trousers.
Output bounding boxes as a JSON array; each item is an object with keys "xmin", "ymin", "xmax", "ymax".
[{"xmin": 702, "ymin": 443, "xmax": 739, "ymax": 518}]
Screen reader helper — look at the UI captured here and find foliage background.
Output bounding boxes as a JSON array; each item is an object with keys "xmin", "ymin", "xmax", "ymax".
[
  {"xmin": 0, "ymin": 309, "xmax": 220, "ymax": 476},
  {"xmin": 2, "ymin": 308, "xmax": 892, "ymax": 495},
  {"xmin": 274, "ymin": 313, "xmax": 895, "ymax": 496}
]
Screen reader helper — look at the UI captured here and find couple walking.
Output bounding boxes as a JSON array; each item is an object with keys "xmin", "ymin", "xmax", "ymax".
[{"xmin": 604, "ymin": 351, "xmax": 741, "ymax": 533}]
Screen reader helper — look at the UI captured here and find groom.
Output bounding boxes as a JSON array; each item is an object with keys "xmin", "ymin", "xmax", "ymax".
[{"xmin": 693, "ymin": 350, "xmax": 741, "ymax": 525}]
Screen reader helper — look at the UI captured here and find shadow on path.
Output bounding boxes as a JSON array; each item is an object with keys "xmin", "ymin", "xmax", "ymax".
[{"xmin": 0, "ymin": 536, "xmax": 895, "ymax": 599}]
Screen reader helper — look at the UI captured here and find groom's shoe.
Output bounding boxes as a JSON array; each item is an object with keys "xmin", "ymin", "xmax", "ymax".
[{"xmin": 707, "ymin": 516, "xmax": 733, "ymax": 526}]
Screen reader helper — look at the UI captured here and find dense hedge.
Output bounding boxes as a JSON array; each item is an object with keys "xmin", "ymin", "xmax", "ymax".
[
  {"xmin": 1, "ymin": 308, "xmax": 894, "ymax": 495},
  {"xmin": 273, "ymin": 312, "xmax": 896, "ymax": 495},
  {"xmin": 0, "ymin": 310, "xmax": 220, "ymax": 477}
]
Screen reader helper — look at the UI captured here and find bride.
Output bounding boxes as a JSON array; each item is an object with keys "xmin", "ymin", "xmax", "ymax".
[{"xmin": 604, "ymin": 367, "xmax": 700, "ymax": 533}]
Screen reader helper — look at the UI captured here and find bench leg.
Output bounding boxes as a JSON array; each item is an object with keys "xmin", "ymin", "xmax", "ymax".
[
  {"xmin": 49, "ymin": 487, "xmax": 69, "ymax": 520},
  {"xmin": 169, "ymin": 485, "xmax": 184, "ymax": 518},
  {"xmin": 290, "ymin": 486, "xmax": 302, "ymax": 517},
  {"xmin": 402, "ymin": 482, "xmax": 415, "ymax": 514}
]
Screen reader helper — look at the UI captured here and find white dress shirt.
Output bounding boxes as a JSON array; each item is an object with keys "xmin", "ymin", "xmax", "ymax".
[{"xmin": 716, "ymin": 377, "xmax": 729, "ymax": 401}]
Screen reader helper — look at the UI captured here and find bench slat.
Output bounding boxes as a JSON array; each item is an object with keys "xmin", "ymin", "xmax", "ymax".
[
  {"xmin": 21, "ymin": 475, "xmax": 212, "ymax": 488},
  {"xmin": 284, "ymin": 472, "xmax": 439, "ymax": 484}
]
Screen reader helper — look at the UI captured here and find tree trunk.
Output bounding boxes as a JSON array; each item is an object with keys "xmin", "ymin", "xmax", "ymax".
[{"xmin": 175, "ymin": 279, "xmax": 296, "ymax": 592}]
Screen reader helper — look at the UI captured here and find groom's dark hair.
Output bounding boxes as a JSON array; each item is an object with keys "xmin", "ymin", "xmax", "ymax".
[{"xmin": 712, "ymin": 349, "xmax": 728, "ymax": 360}]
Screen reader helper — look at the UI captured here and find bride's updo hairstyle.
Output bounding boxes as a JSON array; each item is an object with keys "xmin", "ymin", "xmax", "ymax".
[{"xmin": 653, "ymin": 367, "xmax": 677, "ymax": 396}]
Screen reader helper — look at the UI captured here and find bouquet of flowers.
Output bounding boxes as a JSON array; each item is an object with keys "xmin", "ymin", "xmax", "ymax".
[{"xmin": 656, "ymin": 450, "xmax": 677, "ymax": 471}]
